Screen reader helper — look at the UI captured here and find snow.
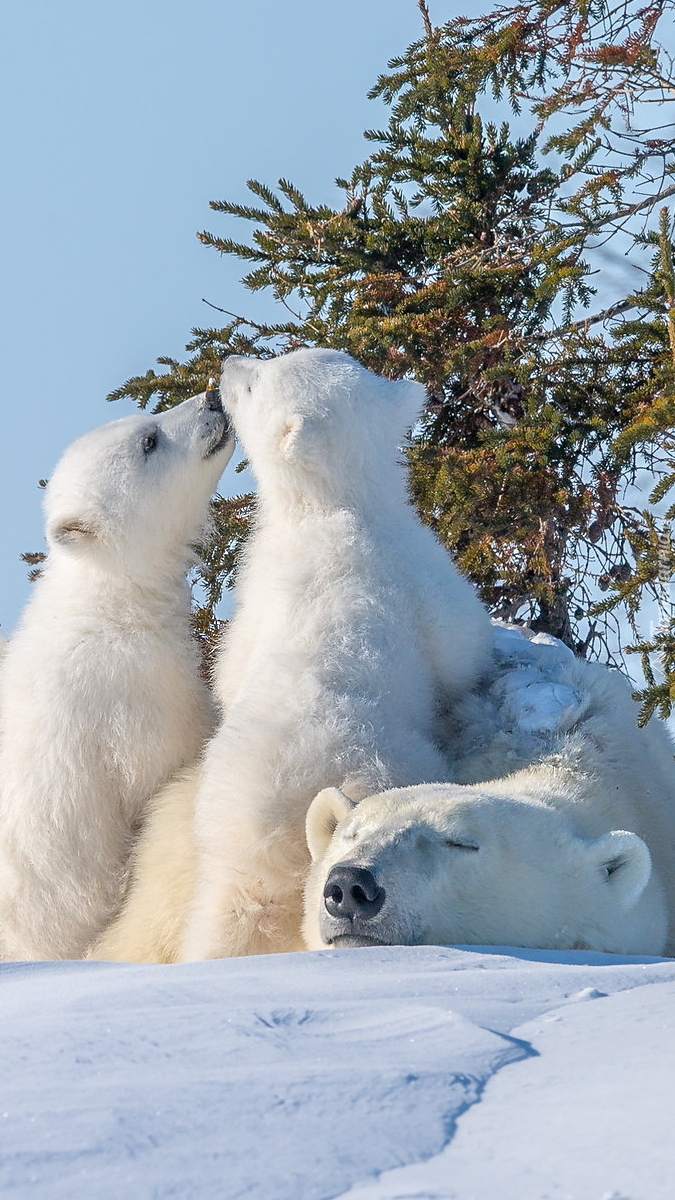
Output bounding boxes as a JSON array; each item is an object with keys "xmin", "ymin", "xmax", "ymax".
[
  {"xmin": 2, "ymin": 946, "xmax": 675, "ymax": 1198},
  {"xmin": 490, "ymin": 622, "xmax": 582, "ymax": 736},
  {"xmin": 2, "ymin": 628, "xmax": 672, "ymax": 1195},
  {"xmin": 444, "ymin": 622, "xmax": 592, "ymax": 784}
]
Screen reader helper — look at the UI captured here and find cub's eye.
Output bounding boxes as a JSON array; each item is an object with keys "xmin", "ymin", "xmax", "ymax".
[
  {"xmin": 444, "ymin": 839, "xmax": 479, "ymax": 852},
  {"xmin": 142, "ymin": 432, "xmax": 158, "ymax": 456}
]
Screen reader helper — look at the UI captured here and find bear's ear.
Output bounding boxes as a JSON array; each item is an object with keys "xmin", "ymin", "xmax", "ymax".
[
  {"xmin": 588, "ymin": 830, "xmax": 653, "ymax": 909},
  {"xmin": 306, "ymin": 787, "xmax": 357, "ymax": 861},
  {"xmin": 279, "ymin": 415, "xmax": 305, "ymax": 459},
  {"xmin": 47, "ymin": 517, "xmax": 100, "ymax": 550}
]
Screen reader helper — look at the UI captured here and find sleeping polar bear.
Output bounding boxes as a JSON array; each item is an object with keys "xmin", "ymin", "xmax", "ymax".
[
  {"xmin": 94, "ymin": 348, "xmax": 492, "ymax": 962},
  {"xmin": 93, "ymin": 626, "xmax": 675, "ymax": 962},
  {"xmin": 0, "ymin": 389, "xmax": 234, "ymax": 960},
  {"xmin": 303, "ymin": 652, "xmax": 675, "ymax": 957}
]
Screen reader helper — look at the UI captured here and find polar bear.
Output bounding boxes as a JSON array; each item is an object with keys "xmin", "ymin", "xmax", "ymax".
[
  {"xmin": 94, "ymin": 350, "xmax": 492, "ymax": 964},
  {"xmin": 91, "ymin": 766, "xmax": 200, "ymax": 962},
  {"xmin": 0, "ymin": 389, "xmax": 234, "ymax": 960},
  {"xmin": 175, "ymin": 348, "xmax": 492, "ymax": 959},
  {"xmin": 303, "ymin": 656, "xmax": 675, "ymax": 956}
]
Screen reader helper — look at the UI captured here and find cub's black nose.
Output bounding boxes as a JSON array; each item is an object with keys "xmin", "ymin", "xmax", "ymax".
[
  {"xmin": 323, "ymin": 863, "xmax": 385, "ymax": 921},
  {"xmin": 204, "ymin": 386, "xmax": 222, "ymax": 412}
]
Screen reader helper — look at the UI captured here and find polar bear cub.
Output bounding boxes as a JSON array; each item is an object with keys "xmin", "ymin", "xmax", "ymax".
[
  {"xmin": 304, "ymin": 658, "xmax": 675, "ymax": 956},
  {"xmin": 0, "ymin": 389, "xmax": 234, "ymax": 960},
  {"xmin": 180, "ymin": 348, "xmax": 493, "ymax": 960}
]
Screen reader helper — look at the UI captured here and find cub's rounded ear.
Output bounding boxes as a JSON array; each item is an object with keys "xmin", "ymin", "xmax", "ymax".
[
  {"xmin": 306, "ymin": 787, "xmax": 357, "ymax": 862},
  {"xmin": 46, "ymin": 517, "xmax": 99, "ymax": 551},
  {"xmin": 588, "ymin": 830, "xmax": 652, "ymax": 909},
  {"xmin": 279, "ymin": 415, "xmax": 304, "ymax": 459}
]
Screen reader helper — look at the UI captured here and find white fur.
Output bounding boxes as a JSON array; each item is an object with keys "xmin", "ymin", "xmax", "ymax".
[
  {"xmin": 180, "ymin": 348, "xmax": 492, "ymax": 959},
  {"xmin": 0, "ymin": 393, "xmax": 234, "ymax": 959},
  {"xmin": 304, "ymin": 656, "xmax": 675, "ymax": 956},
  {"xmin": 91, "ymin": 767, "xmax": 200, "ymax": 964}
]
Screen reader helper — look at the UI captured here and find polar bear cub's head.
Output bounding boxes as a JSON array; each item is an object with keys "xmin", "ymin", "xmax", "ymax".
[
  {"xmin": 45, "ymin": 390, "xmax": 234, "ymax": 584},
  {"xmin": 219, "ymin": 349, "xmax": 424, "ymax": 497},
  {"xmin": 303, "ymin": 783, "xmax": 667, "ymax": 956}
]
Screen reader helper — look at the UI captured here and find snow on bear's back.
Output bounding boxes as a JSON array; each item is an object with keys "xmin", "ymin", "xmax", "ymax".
[
  {"xmin": 447, "ymin": 623, "xmax": 675, "ymax": 833},
  {"xmin": 443, "ymin": 622, "xmax": 591, "ymax": 784}
]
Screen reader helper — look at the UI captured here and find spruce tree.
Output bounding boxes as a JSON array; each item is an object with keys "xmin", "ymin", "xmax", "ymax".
[{"xmin": 111, "ymin": 0, "xmax": 675, "ymax": 714}]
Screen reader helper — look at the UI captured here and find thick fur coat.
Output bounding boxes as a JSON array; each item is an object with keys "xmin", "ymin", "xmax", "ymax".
[
  {"xmin": 303, "ymin": 653, "xmax": 675, "ymax": 957},
  {"xmin": 0, "ymin": 392, "xmax": 233, "ymax": 959},
  {"xmin": 179, "ymin": 348, "xmax": 493, "ymax": 959},
  {"xmin": 96, "ymin": 349, "xmax": 492, "ymax": 962}
]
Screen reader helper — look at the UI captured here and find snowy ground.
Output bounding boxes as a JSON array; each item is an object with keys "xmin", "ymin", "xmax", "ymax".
[{"xmin": 2, "ymin": 946, "xmax": 674, "ymax": 1199}]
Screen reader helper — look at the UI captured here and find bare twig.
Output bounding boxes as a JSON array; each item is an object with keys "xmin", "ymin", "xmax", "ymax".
[
  {"xmin": 200, "ymin": 299, "xmax": 271, "ymax": 334},
  {"xmin": 543, "ymin": 291, "xmax": 648, "ymax": 341}
]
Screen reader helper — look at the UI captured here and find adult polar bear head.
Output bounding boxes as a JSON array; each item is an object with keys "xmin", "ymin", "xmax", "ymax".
[
  {"xmin": 219, "ymin": 349, "xmax": 424, "ymax": 502},
  {"xmin": 303, "ymin": 784, "xmax": 667, "ymax": 957},
  {"xmin": 45, "ymin": 388, "xmax": 233, "ymax": 585}
]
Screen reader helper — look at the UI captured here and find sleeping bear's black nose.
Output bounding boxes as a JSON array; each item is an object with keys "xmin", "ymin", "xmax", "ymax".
[{"xmin": 323, "ymin": 863, "xmax": 385, "ymax": 920}]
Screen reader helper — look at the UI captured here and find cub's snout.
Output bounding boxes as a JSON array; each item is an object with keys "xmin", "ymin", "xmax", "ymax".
[{"xmin": 199, "ymin": 383, "xmax": 233, "ymax": 457}]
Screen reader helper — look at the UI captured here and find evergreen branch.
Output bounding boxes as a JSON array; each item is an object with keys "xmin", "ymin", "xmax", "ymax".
[
  {"xmin": 245, "ymin": 179, "xmax": 285, "ymax": 212},
  {"xmin": 277, "ymin": 179, "xmax": 309, "ymax": 211},
  {"xmin": 196, "ymin": 231, "xmax": 266, "ymax": 261},
  {"xmin": 106, "ymin": 0, "xmax": 675, "ymax": 714},
  {"xmin": 417, "ymin": 0, "xmax": 434, "ymax": 41},
  {"xmin": 208, "ymin": 198, "xmax": 276, "ymax": 222}
]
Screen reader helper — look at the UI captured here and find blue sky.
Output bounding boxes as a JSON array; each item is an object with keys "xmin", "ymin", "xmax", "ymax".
[
  {"xmin": 0, "ymin": 0, "xmax": 448, "ymax": 634},
  {"xmin": 0, "ymin": 1, "xmax": 670, "ymax": 651}
]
